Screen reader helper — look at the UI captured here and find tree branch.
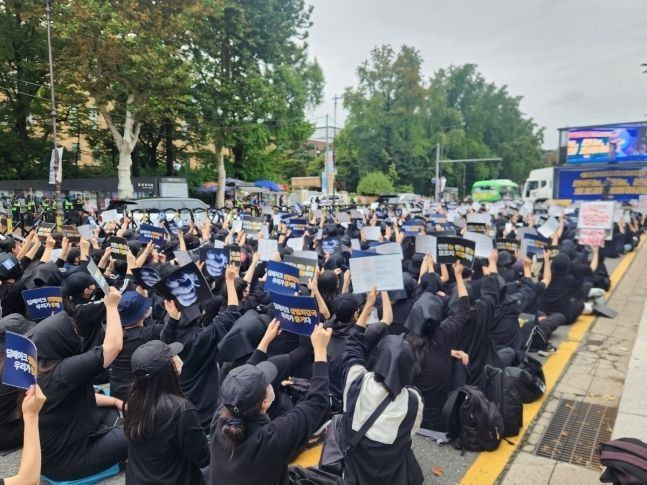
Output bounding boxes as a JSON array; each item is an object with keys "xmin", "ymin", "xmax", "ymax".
[{"xmin": 99, "ymin": 107, "xmax": 123, "ymax": 146}]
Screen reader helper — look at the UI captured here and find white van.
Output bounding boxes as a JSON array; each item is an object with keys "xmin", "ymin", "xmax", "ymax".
[{"xmin": 522, "ymin": 168, "xmax": 554, "ymax": 202}]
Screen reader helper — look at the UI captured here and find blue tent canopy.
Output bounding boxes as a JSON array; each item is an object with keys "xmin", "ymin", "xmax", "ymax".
[{"xmin": 255, "ymin": 180, "xmax": 281, "ymax": 192}]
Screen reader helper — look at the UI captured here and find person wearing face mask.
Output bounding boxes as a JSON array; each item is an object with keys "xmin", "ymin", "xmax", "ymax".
[
  {"xmin": 109, "ymin": 289, "xmax": 163, "ymax": 400},
  {"xmin": 208, "ymin": 324, "xmax": 340, "ymax": 485},
  {"xmin": 123, "ymin": 339, "xmax": 208, "ymax": 485}
]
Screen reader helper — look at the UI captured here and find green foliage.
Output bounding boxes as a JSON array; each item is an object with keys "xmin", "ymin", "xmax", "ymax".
[
  {"xmin": 356, "ymin": 171, "xmax": 394, "ymax": 195},
  {"xmin": 336, "ymin": 47, "xmax": 545, "ymax": 197}
]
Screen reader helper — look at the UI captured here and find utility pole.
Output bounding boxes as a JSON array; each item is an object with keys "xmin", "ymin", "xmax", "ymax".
[
  {"xmin": 435, "ymin": 143, "xmax": 441, "ymax": 202},
  {"xmin": 45, "ymin": 0, "xmax": 63, "ymax": 225},
  {"xmin": 332, "ymin": 95, "xmax": 340, "ymax": 208}
]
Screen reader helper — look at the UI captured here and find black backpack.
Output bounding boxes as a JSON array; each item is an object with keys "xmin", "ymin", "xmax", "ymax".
[
  {"xmin": 442, "ymin": 385, "xmax": 503, "ymax": 453},
  {"xmin": 480, "ymin": 365, "xmax": 523, "ymax": 437},
  {"xmin": 505, "ymin": 353, "xmax": 546, "ymax": 403},
  {"xmin": 599, "ymin": 438, "xmax": 647, "ymax": 484},
  {"xmin": 522, "ymin": 324, "xmax": 554, "ymax": 353}
]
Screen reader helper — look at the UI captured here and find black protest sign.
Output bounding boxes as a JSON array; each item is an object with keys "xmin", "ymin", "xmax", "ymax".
[
  {"xmin": 435, "ymin": 237, "xmax": 476, "ymax": 267},
  {"xmin": 283, "ymin": 255, "xmax": 316, "ymax": 284},
  {"xmin": 108, "ymin": 236, "xmax": 129, "ymax": 261},
  {"xmin": 496, "ymin": 238, "xmax": 520, "ymax": 253},
  {"xmin": 153, "ymin": 262, "xmax": 213, "ymax": 309}
]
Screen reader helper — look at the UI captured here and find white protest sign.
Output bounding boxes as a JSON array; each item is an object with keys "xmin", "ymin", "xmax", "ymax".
[
  {"xmin": 577, "ymin": 229, "xmax": 606, "ymax": 247},
  {"xmin": 577, "ymin": 201, "xmax": 614, "ymax": 230},
  {"xmin": 463, "ymin": 231, "xmax": 494, "ymax": 259},
  {"xmin": 466, "ymin": 213, "xmax": 490, "ymax": 225},
  {"xmin": 415, "ymin": 235, "xmax": 437, "ymax": 255},
  {"xmin": 349, "ymin": 253, "xmax": 404, "ymax": 293},
  {"xmin": 351, "ymin": 238, "xmax": 361, "ymax": 251},
  {"xmin": 77, "ymin": 224, "xmax": 93, "ymax": 240},
  {"xmin": 548, "ymin": 205, "xmax": 565, "ymax": 217},
  {"xmin": 374, "ymin": 242, "xmax": 404, "ymax": 260},
  {"xmin": 100, "ymin": 209, "xmax": 120, "ymax": 223},
  {"xmin": 231, "ymin": 220, "xmax": 243, "ymax": 233},
  {"xmin": 286, "ymin": 237, "xmax": 304, "ymax": 252},
  {"xmin": 537, "ymin": 217, "xmax": 559, "ymax": 239},
  {"xmin": 212, "ymin": 239, "xmax": 225, "ymax": 249},
  {"xmin": 257, "ymin": 239, "xmax": 278, "ymax": 261},
  {"xmin": 361, "ymin": 226, "xmax": 382, "ymax": 241}
]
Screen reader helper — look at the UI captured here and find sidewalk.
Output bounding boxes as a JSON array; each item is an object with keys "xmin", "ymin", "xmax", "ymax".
[{"xmin": 500, "ymin": 240, "xmax": 647, "ymax": 484}]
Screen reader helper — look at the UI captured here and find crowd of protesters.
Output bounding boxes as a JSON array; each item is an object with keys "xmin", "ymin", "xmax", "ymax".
[{"xmin": 0, "ymin": 197, "xmax": 643, "ymax": 484}]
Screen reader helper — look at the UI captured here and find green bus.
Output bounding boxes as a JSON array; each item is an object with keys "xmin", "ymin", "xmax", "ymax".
[{"xmin": 471, "ymin": 179, "xmax": 520, "ymax": 202}]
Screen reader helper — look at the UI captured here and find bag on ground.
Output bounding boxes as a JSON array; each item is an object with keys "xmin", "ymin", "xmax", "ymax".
[
  {"xmin": 599, "ymin": 438, "xmax": 647, "ymax": 485},
  {"xmin": 480, "ymin": 365, "xmax": 523, "ymax": 437}
]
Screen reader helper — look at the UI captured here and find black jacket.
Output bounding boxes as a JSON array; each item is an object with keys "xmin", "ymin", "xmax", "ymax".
[{"xmin": 208, "ymin": 362, "xmax": 330, "ymax": 485}]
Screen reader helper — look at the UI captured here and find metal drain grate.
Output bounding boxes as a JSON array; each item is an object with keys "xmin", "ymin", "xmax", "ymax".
[{"xmin": 535, "ymin": 399, "xmax": 617, "ymax": 468}]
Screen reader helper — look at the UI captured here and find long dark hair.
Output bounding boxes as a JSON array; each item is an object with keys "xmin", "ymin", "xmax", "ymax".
[
  {"xmin": 317, "ymin": 270, "xmax": 338, "ymax": 311},
  {"xmin": 405, "ymin": 334, "xmax": 429, "ymax": 377},
  {"xmin": 124, "ymin": 361, "xmax": 184, "ymax": 443},
  {"xmin": 218, "ymin": 399, "xmax": 264, "ymax": 459}
]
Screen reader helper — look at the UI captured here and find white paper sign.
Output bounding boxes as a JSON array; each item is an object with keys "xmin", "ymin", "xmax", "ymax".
[
  {"xmin": 351, "ymin": 238, "xmax": 361, "ymax": 251},
  {"xmin": 463, "ymin": 231, "xmax": 494, "ymax": 259},
  {"xmin": 415, "ymin": 235, "xmax": 437, "ymax": 256},
  {"xmin": 286, "ymin": 237, "xmax": 304, "ymax": 252},
  {"xmin": 537, "ymin": 217, "xmax": 559, "ymax": 239},
  {"xmin": 77, "ymin": 224, "xmax": 93, "ymax": 240},
  {"xmin": 212, "ymin": 240, "xmax": 225, "ymax": 249},
  {"xmin": 100, "ymin": 209, "xmax": 120, "ymax": 223},
  {"xmin": 374, "ymin": 242, "xmax": 404, "ymax": 260},
  {"xmin": 257, "ymin": 239, "xmax": 278, "ymax": 261},
  {"xmin": 578, "ymin": 201, "xmax": 614, "ymax": 230},
  {"xmin": 349, "ymin": 254, "xmax": 404, "ymax": 293},
  {"xmin": 548, "ymin": 205, "xmax": 565, "ymax": 217},
  {"xmin": 362, "ymin": 226, "xmax": 382, "ymax": 241},
  {"xmin": 466, "ymin": 213, "xmax": 490, "ymax": 225},
  {"xmin": 231, "ymin": 220, "xmax": 243, "ymax": 233}
]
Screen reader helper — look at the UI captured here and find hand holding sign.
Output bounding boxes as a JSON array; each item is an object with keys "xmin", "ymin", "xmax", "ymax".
[{"xmin": 2, "ymin": 332, "xmax": 37, "ymax": 390}]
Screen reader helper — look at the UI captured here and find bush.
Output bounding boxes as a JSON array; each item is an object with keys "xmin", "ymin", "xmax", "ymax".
[{"xmin": 356, "ymin": 171, "xmax": 395, "ymax": 195}]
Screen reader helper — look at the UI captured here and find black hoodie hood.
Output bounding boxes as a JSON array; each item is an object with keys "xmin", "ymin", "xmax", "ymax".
[
  {"xmin": 372, "ymin": 334, "xmax": 414, "ymax": 396},
  {"xmin": 31, "ymin": 311, "xmax": 83, "ymax": 360},
  {"xmin": 404, "ymin": 292, "xmax": 444, "ymax": 337},
  {"xmin": 217, "ymin": 310, "xmax": 268, "ymax": 362}
]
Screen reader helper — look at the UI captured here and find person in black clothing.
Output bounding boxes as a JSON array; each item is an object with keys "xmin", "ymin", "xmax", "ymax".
[
  {"xmin": 0, "ymin": 253, "xmax": 27, "ymax": 318},
  {"xmin": 32, "ymin": 287, "xmax": 127, "ymax": 481},
  {"xmin": 341, "ymin": 287, "xmax": 424, "ymax": 485},
  {"xmin": 327, "ymin": 293, "xmax": 361, "ymax": 402},
  {"xmin": 404, "ymin": 261, "xmax": 471, "ymax": 432},
  {"xmin": 110, "ymin": 290, "xmax": 163, "ymax": 400},
  {"xmin": 0, "ymin": 314, "xmax": 36, "ymax": 451},
  {"xmin": 124, "ymin": 340, "xmax": 209, "ymax": 484},
  {"xmin": 161, "ymin": 264, "xmax": 241, "ymax": 429},
  {"xmin": 208, "ymin": 324, "xmax": 341, "ymax": 485},
  {"xmin": 539, "ymin": 253, "xmax": 584, "ymax": 325}
]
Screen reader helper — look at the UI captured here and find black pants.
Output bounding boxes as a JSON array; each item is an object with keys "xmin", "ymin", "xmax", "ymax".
[
  {"xmin": 0, "ymin": 420, "xmax": 23, "ymax": 452},
  {"xmin": 42, "ymin": 408, "xmax": 127, "ymax": 481}
]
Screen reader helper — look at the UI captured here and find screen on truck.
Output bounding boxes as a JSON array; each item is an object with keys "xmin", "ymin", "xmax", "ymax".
[{"xmin": 564, "ymin": 124, "xmax": 647, "ymax": 164}]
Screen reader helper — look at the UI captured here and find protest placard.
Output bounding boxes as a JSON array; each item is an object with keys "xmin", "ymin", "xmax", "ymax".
[
  {"xmin": 2, "ymin": 332, "xmax": 37, "ymax": 390},
  {"xmin": 36, "ymin": 222, "xmax": 55, "ymax": 242},
  {"xmin": 231, "ymin": 220, "xmax": 243, "ymax": 233},
  {"xmin": 100, "ymin": 209, "xmax": 120, "ymax": 223},
  {"xmin": 269, "ymin": 292, "xmax": 319, "ymax": 336},
  {"xmin": 265, "ymin": 261, "xmax": 300, "ymax": 295},
  {"xmin": 242, "ymin": 216, "xmax": 267, "ymax": 238},
  {"xmin": 77, "ymin": 224, "xmax": 93, "ymax": 240},
  {"xmin": 173, "ymin": 250, "xmax": 193, "ymax": 266},
  {"xmin": 537, "ymin": 217, "xmax": 560, "ymax": 239},
  {"xmin": 132, "ymin": 267, "xmax": 161, "ymax": 289},
  {"xmin": 283, "ymin": 255, "xmax": 317, "ymax": 284},
  {"xmin": 87, "ymin": 259, "xmax": 111, "ymax": 295},
  {"xmin": 375, "ymin": 242, "xmax": 404, "ymax": 259},
  {"xmin": 402, "ymin": 219, "xmax": 426, "ymax": 236},
  {"xmin": 577, "ymin": 201, "xmax": 614, "ymax": 230},
  {"xmin": 522, "ymin": 233, "xmax": 550, "ymax": 260},
  {"xmin": 361, "ymin": 226, "xmax": 382, "ymax": 241},
  {"xmin": 60, "ymin": 225, "xmax": 81, "ymax": 243},
  {"xmin": 349, "ymin": 253, "xmax": 404, "ymax": 293},
  {"xmin": 496, "ymin": 238, "xmax": 520, "ymax": 253},
  {"xmin": 463, "ymin": 231, "xmax": 494, "ymax": 259},
  {"xmin": 415, "ymin": 234, "xmax": 437, "ymax": 256},
  {"xmin": 200, "ymin": 247, "xmax": 230, "ymax": 277},
  {"xmin": 351, "ymin": 238, "xmax": 361, "ymax": 251},
  {"xmin": 22, "ymin": 287, "xmax": 63, "ymax": 321},
  {"xmin": 139, "ymin": 224, "xmax": 166, "ymax": 247},
  {"xmin": 285, "ymin": 237, "xmax": 304, "ymax": 252},
  {"xmin": 153, "ymin": 262, "xmax": 213, "ymax": 309},
  {"xmin": 320, "ymin": 237, "xmax": 341, "ymax": 256},
  {"xmin": 109, "ymin": 236, "xmax": 129, "ymax": 261},
  {"xmin": 577, "ymin": 229, "xmax": 606, "ymax": 247},
  {"xmin": 257, "ymin": 239, "xmax": 278, "ymax": 261},
  {"xmin": 435, "ymin": 237, "xmax": 476, "ymax": 266}
]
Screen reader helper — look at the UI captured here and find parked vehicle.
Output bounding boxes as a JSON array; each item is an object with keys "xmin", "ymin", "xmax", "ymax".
[
  {"xmin": 471, "ymin": 179, "xmax": 520, "ymax": 202},
  {"xmin": 107, "ymin": 198, "xmax": 209, "ymax": 212}
]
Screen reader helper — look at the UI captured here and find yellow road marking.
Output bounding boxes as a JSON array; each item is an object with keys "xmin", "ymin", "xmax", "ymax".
[{"xmin": 460, "ymin": 238, "xmax": 643, "ymax": 484}]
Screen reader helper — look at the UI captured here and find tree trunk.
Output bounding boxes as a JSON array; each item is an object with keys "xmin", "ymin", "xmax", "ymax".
[
  {"xmin": 216, "ymin": 143, "xmax": 226, "ymax": 208},
  {"xmin": 100, "ymin": 94, "xmax": 141, "ymax": 199},
  {"xmin": 165, "ymin": 120, "xmax": 175, "ymax": 176}
]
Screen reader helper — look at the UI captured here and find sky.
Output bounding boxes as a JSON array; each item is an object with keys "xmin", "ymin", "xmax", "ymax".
[{"xmin": 305, "ymin": 0, "xmax": 647, "ymax": 148}]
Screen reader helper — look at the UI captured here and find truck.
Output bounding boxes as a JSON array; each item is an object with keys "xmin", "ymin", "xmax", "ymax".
[{"xmin": 522, "ymin": 122, "xmax": 647, "ymax": 202}]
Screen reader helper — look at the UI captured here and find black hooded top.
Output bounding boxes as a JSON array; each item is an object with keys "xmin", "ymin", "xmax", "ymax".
[{"xmin": 31, "ymin": 311, "xmax": 109, "ymax": 471}]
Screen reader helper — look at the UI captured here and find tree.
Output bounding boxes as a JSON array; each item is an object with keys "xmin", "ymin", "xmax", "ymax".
[
  {"xmin": 356, "ymin": 171, "xmax": 394, "ymax": 195},
  {"xmin": 55, "ymin": 0, "xmax": 202, "ymax": 197},
  {"xmin": 191, "ymin": 0, "xmax": 323, "ymax": 206}
]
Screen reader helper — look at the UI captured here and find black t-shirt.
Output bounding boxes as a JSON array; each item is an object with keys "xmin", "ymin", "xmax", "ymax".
[
  {"xmin": 126, "ymin": 395, "xmax": 209, "ymax": 485},
  {"xmin": 110, "ymin": 324, "xmax": 163, "ymax": 400},
  {"xmin": 38, "ymin": 346, "xmax": 105, "ymax": 469}
]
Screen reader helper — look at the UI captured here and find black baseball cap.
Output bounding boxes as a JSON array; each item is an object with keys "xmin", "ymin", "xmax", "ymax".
[
  {"xmin": 220, "ymin": 361, "xmax": 277, "ymax": 416},
  {"xmin": 332, "ymin": 293, "xmax": 361, "ymax": 323},
  {"xmin": 131, "ymin": 340, "xmax": 183, "ymax": 380}
]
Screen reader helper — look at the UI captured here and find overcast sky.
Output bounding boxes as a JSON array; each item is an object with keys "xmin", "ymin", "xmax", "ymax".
[{"xmin": 305, "ymin": 0, "xmax": 647, "ymax": 148}]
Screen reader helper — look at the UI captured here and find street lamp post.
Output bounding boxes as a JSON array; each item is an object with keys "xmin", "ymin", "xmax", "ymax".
[{"xmin": 45, "ymin": 0, "xmax": 63, "ymax": 224}]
